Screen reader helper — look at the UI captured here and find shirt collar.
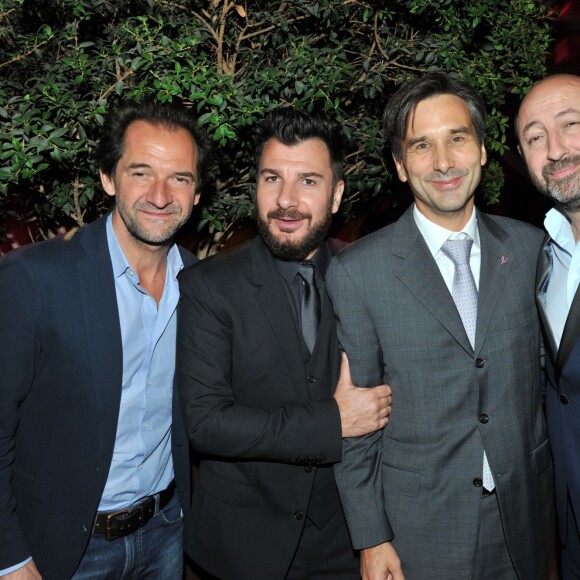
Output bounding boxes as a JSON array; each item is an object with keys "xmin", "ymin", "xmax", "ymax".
[
  {"xmin": 413, "ymin": 204, "xmax": 480, "ymax": 259},
  {"xmin": 273, "ymin": 242, "xmax": 330, "ymax": 284},
  {"xmin": 106, "ymin": 213, "xmax": 184, "ymax": 280},
  {"xmin": 544, "ymin": 207, "xmax": 575, "ymax": 256}
]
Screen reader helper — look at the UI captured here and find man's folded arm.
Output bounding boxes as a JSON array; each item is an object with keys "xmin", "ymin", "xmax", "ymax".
[
  {"xmin": 327, "ymin": 256, "xmax": 394, "ymax": 547},
  {"xmin": 176, "ymin": 273, "xmax": 343, "ymax": 465}
]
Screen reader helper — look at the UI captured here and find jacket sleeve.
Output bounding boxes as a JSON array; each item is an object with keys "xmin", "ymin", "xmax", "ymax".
[
  {"xmin": 326, "ymin": 255, "xmax": 394, "ymax": 549},
  {"xmin": 176, "ymin": 267, "xmax": 342, "ymax": 465},
  {"xmin": 0, "ymin": 253, "xmax": 38, "ymax": 569}
]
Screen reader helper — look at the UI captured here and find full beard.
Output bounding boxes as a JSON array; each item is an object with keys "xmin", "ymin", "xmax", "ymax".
[
  {"xmin": 256, "ymin": 207, "xmax": 333, "ymax": 261},
  {"xmin": 533, "ymin": 154, "xmax": 580, "ymax": 212}
]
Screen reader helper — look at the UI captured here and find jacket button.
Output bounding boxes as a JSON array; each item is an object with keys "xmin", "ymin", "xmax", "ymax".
[
  {"xmin": 307, "ymin": 375, "xmax": 317, "ymax": 383},
  {"xmin": 473, "ymin": 477, "xmax": 483, "ymax": 488},
  {"xmin": 475, "ymin": 359, "xmax": 485, "ymax": 368},
  {"xmin": 479, "ymin": 414, "xmax": 489, "ymax": 424},
  {"xmin": 294, "ymin": 511, "xmax": 304, "ymax": 520},
  {"xmin": 560, "ymin": 394, "xmax": 570, "ymax": 404},
  {"xmin": 304, "ymin": 466, "xmax": 312, "ymax": 473}
]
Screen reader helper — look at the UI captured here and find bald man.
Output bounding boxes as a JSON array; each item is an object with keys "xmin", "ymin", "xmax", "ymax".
[{"xmin": 517, "ymin": 73, "xmax": 580, "ymax": 579}]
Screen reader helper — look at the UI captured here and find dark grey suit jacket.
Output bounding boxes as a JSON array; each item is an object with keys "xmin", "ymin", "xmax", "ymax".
[
  {"xmin": 177, "ymin": 237, "xmax": 344, "ymax": 580},
  {"xmin": 327, "ymin": 206, "xmax": 553, "ymax": 579},
  {"xmin": 0, "ymin": 217, "xmax": 193, "ymax": 579},
  {"xmin": 537, "ymin": 232, "xmax": 580, "ymax": 546}
]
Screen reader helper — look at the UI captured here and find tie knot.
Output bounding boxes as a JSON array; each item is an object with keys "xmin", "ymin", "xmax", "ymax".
[
  {"xmin": 441, "ymin": 236, "xmax": 473, "ymax": 266},
  {"xmin": 298, "ymin": 261, "xmax": 316, "ymax": 285}
]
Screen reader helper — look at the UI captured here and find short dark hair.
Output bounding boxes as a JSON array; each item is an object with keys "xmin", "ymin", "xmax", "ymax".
[
  {"xmin": 96, "ymin": 100, "xmax": 208, "ymax": 191},
  {"xmin": 383, "ymin": 71, "xmax": 486, "ymax": 161},
  {"xmin": 254, "ymin": 107, "xmax": 344, "ymax": 187}
]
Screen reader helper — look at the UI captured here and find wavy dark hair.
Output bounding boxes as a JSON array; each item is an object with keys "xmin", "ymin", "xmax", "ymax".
[
  {"xmin": 384, "ymin": 71, "xmax": 486, "ymax": 161},
  {"xmin": 96, "ymin": 100, "xmax": 209, "ymax": 191}
]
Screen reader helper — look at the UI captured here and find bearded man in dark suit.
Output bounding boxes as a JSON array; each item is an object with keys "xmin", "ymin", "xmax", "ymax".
[{"xmin": 177, "ymin": 108, "xmax": 391, "ymax": 580}]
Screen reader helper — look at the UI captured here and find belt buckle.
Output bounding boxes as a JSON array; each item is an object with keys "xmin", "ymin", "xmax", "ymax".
[{"xmin": 105, "ymin": 505, "xmax": 143, "ymax": 541}]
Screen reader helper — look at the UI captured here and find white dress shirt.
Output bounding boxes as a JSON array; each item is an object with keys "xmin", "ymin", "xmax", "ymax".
[{"xmin": 543, "ymin": 207, "xmax": 580, "ymax": 347}]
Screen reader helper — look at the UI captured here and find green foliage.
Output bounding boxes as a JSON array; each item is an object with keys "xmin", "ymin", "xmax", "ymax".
[{"xmin": 0, "ymin": 0, "xmax": 553, "ymax": 250}]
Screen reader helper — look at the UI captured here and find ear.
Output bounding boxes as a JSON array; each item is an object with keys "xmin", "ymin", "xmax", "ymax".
[
  {"xmin": 331, "ymin": 180, "xmax": 345, "ymax": 214},
  {"xmin": 480, "ymin": 143, "xmax": 488, "ymax": 166},
  {"xmin": 517, "ymin": 144, "xmax": 523, "ymax": 157},
  {"xmin": 193, "ymin": 191, "xmax": 201, "ymax": 206},
  {"xmin": 393, "ymin": 155, "xmax": 408, "ymax": 183},
  {"xmin": 100, "ymin": 170, "xmax": 116, "ymax": 198}
]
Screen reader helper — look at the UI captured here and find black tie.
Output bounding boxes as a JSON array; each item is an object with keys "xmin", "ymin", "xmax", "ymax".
[{"xmin": 298, "ymin": 261, "xmax": 320, "ymax": 352}]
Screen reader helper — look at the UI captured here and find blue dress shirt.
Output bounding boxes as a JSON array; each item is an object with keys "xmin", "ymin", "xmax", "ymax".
[{"xmin": 99, "ymin": 215, "xmax": 183, "ymax": 511}]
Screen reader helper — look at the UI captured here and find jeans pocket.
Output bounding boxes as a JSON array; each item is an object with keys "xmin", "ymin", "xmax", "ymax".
[{"xmin": 158, "ymin": 493, "xmax": 184, "ymax": 525}]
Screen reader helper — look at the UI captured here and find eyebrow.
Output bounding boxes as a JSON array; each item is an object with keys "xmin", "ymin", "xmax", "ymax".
[
  {"xmin": 126, "ymin": 163, "xmax": 195, "ymax": 179},
  {"xmin": 522, "ymin": 108, "xmax": 580, "ymax": 135},
  {"xmin": 259, "ymin": 168, "xmax": 324, "ymax": 179},
  {"xmin": 406, "ymin": 126, "xmax": 471, "ymax": 147}
]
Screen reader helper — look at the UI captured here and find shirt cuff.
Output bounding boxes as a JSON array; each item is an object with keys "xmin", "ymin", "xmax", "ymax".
[{"xmin": 0, "ymin": 557, "xmax": 33, "ymax": 576}]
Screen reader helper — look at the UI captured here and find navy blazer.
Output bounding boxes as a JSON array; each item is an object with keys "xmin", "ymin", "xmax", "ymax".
[
  {"xmin": 537, "ymin": 233, "xmax": 580, "ymax": 545},
  {"xmin": 0, "ymin": 217, "xmax": 194, "ymax": 579}
]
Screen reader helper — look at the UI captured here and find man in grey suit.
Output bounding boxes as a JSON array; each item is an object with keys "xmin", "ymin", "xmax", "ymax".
[{"xmin": 327, "ymin": 72, "xmax": 553, "ymax": 579}]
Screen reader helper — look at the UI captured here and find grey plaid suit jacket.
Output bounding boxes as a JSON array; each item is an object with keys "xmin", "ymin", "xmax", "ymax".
[{"xmin": 327, "ymin": 206, "xmax": 553, "ymax": 580}]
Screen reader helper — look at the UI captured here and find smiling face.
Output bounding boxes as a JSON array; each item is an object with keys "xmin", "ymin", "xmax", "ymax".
[
  {"xmin": 256, "ymin": 137, "xmax": 344, "ymax": 261},
  {"xmin": 394, "ymin": 93, "xmax": 487, "ymax": 231},
  {"xmin": 100, "ymin": 120, "xmax": 200, "ymax": 250},
  {"xmin": 517, "ymin": 75, "xmax": 580, "ymax": 212}
]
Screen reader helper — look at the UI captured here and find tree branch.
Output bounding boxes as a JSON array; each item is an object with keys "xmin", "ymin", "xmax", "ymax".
[
  {"xmin": 0, "ymin": 35, "xmax": 53, "ymax": 70},
  {"xmin": 70, "ymin": 173, "xmax": 86, "ymax": 227}
]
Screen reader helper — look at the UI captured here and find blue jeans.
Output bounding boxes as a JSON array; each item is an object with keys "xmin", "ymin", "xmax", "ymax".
[{"xmin": 72, "ymin": 492, "xmax": 183, "ymax": 579}]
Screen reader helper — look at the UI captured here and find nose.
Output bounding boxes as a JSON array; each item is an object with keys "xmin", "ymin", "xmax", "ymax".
[
  {"xmin": 433, "ymin": 143, "xmax": 454, "ymax": 174},
  {"xmin": 147, "ymin": 179, "xmax": 172, "ymax": 208},
  {"xmin": 276, "ymin": 181, "xmax": 298, "ymax": 210},
  {"xmin": 546, "ymin": 132, "xmax": 570, "ymax": 162}
]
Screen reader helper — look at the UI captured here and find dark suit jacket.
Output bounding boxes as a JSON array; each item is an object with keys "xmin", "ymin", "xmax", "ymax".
[
  {"xmin": 327, "ymin": 207, "xmax": 553, "ymax": 579},
  {"xmin": 0, "ymin": 217, "xmax": 194, "ymax": 579},
  {"xmin": 537, "ymin": 232, "xmax": 580, "ymax": 545},
  {"xmin": 177, "ymin": 237, "xmax": 344, "ymax": 580}
]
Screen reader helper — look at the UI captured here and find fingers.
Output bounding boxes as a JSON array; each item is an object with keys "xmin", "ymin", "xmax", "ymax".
[{"xmin": 371, "ymin": 384, "xmax": 392, "ymax": 399}]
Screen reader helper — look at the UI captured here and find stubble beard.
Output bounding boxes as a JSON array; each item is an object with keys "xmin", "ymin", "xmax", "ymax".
[
  {"xmin": 532, "ymin": 154, "xmax": 580, "ymax": 212},
  {"xmin": 115, "ymin": 199, "xmax": 189, "ymax": 247},
  {"xmin": 256, "ymin": 207, "xmax": 333, "ymax": 261}
]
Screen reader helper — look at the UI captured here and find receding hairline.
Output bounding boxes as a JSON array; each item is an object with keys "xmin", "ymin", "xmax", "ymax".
[
  {"xmin": 404, "ymin": 93, "xmax": 481, "ymax": 145},
  {"xmin": 516, "ymin": 73, "xmax": 580, "ymax": 136}
]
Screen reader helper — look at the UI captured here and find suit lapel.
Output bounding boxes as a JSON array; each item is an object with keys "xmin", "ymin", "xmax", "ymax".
[
  {"xmin": 76, "ymin": 219, "xmax": 123, "ymax": 464},
  {"xmin": 557, "ymin": 283, "xmax": 580, "ymax": 373},
  {"xmin": 250, "ymin": 239, "xmax": 309, "ymax": 400},
  {"xmin": 393, "ymin": 208, "xmax": 474, "ymax": 354},
  {"xmin": 536, "ymin": 234, "xmax": 558, "ymax": 364},
  {"xmin": 474, "ymin": 212, "xmax": 514, "ymax": 355}
]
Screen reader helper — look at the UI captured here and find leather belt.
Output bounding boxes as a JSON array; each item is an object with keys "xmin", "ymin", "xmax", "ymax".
[{"xmin": 93, "ymin": 480, "xmax": 176, "ymax": 541}]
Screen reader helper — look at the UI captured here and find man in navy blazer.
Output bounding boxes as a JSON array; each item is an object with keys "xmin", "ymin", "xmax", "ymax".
[
  {"xmin": 0, "ymin": 100, "xmax": 206, "ymax": 579},
  {"xmin": 517, "ymin": 73, "xmax": 580, "ymax": 579}
]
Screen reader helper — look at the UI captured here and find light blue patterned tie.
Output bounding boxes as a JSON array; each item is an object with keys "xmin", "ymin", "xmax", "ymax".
[
  {"xmin": 441, "ymin": 236, "xmax": 495, "ymax": 491},
  {"xmin": 441, "ymin": 237, "xmax": 477, "ymax": 346}
]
